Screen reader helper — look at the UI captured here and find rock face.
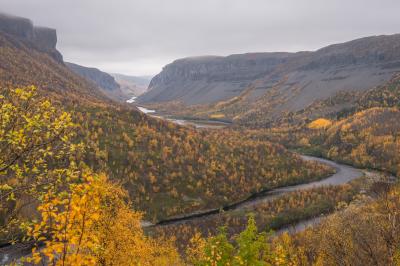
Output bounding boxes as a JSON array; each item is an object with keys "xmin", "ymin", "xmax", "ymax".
[
  {"xmin": 0, "ymin": 13, "xmax": 34, "ymax": 39},
  {"xmin": 66, "ymin": 62, "xmax": 120, "ymax": 92},
  {"xmin": 65, "ymin": 62, "xmax": 132, "ymax": 101},
  {"xmin": 33, "ymin": 27, "xmax": 58, "ymax": 50},
  {"xmin": 138, "ymin": 34, "xmax": 400, "ymax": 109},
  {"xmin": 138, "ymin": 53, "xmax": 295, "ymax": 104},
  {"xmin": 0, "ymin": 27, "xmax": 109, "ymax": 102},
  {"xmin": 0, "ymin": 12, "xmax": 132, "ymax": 102},
  {"xmin": 0, "ymin": 13, "xmax": 63, "ymax": 62}
]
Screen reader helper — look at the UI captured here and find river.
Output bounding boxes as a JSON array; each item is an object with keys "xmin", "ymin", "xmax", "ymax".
[
  {"xmin": 135, "ymin": 105, "xmax": 230, "ymax": 129},
  {"xmin": 150, "ymin": 154, "xmax": 365, "ymax": 228},
  {"xmin": 0, "ymin": 107, "xmax": 374, "ymax": 264},
  {"xmin": 132, "ymin": 107, "xmax": 368, "ymax": 233}
]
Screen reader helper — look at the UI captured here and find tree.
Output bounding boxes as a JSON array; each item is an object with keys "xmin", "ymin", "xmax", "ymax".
[
  {"xmin": 1, "ymin": 86, "xmax": 182, "ymax": 265},
  {"xmin": 25, "ymin": 168, "xmax": 182, "ymax": 266},
  {"xmin": 188, "ymin": 216, "xmax": 273, "ymax": 266},
  {"xmin": 234, "ymin": 215, "xmax": 269, "ymax": 266},
  {"xmin": 193, "ymin": 227, "xmax": 234, "ymax": 266},
  {"xmin": 308, "ymin": 118, "xmax": 332, "ymax": 129},
  {"xmin": 0, "ymin": 86, "xmax": 81, "ymax": 242}
]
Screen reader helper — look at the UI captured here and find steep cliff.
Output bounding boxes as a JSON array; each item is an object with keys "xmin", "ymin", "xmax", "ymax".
[
  {"xmin": 0, "ymin": 12, "xmax": 133, "ymax": 103},
  {"xmin": 0, "ymin": 13, "xmax": 63, "ymax": 62},
  {"xmin": 138, "ymin": 53, "xmax": 296, "ymax": 104},
  {"xmin": 0, "ymin": 17, "xmax": 109, "ymax": 102},
  {"xmin": 65, "ymin": 62, "xmax": 132, "ymax": 101},
  {"xmin": 138, "ymin": 34, "xmax": 400, "ymax": 125},
  {"xmin": 229, "ymin": 34, "xmax": 400, "ymax": 125}
]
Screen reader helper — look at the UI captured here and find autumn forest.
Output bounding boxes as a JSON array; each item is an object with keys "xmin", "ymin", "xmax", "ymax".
[{"xmin": 1, "ymin": 6, "xmax": 400, "ymax": 266}]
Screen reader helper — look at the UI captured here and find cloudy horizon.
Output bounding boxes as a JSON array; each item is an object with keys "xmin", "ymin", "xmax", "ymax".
[{"xmin": 1, "ymin": 0, "xmax": 400, "ymax": 76}]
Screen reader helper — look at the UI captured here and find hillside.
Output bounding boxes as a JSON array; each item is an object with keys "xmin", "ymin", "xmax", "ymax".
[
  {"xmin": 255, "ymin": 74, "xmax": 400, "ymax": 176},
  {"xmin": 0, "ymin": 14, "xmax": 334, "ymax": 223},
  {"xmin": 306, "ymin": 75, "xmax": 400, "ymax": 174},
  {"xmin": 138, "ymin": 53, "xmax": 295, "ymax": 105},
  {"xmin": 66, "ymin": 62, "xmax": 131, "ymax": 101},
  {"xmin": 139, "ymin": 34, "xmax": 400, "ymax": 126},
  {"xmin": 0, "ymin": 13, "xmax": 134, "ymax": 103},
  {"xmin": 0, "ymin": 15, "xmax": 111, "ymax": 104}
]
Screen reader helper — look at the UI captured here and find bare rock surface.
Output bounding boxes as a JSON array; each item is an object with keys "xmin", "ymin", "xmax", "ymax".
[
  {"xmin": 0, "ymin": 12, "xmax": 63, "ymax": 62},
  {"xmin": 138, "ymin": 34, "xmax": 400, "ymax": 113}
]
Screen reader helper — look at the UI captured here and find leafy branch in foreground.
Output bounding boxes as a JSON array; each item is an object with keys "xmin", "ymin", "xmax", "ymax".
[
  {"xmin": 0, "ymin": 86, "xmax": 83, "ymax": 243},
  {"xmin": 186, "ymin": 215, "xmax": 304, "ymax": 266},
  {"xmin": 24, "ymin": 172, "xmax": 181, "ymax": 266},
  {"xmin": 1, "ymin": 86, "xmax": 182, "ymax": 265}
]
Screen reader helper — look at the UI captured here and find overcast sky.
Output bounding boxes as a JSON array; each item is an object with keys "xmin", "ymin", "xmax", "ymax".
[{"xmin": 1, "ymin": 0, "xmax": 400, "ymax": 76}]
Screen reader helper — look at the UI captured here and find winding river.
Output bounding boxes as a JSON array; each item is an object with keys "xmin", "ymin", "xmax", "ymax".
[
  {"xmin": 0, "ymin": 107, "xmax": 373, "ymax": 264},
  {"xmin": 132, "ymin": 106, "xmax": 367, "ymax": 230},
  {"xmin": 136, "ymin": 106, "xmax": 231, "ymax": 129},
  {"xmin": 150, "ymin": 155, "xmax": 365, "ymax": 227}
]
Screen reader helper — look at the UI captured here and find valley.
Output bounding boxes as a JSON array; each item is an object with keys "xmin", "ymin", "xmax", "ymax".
[
  {"xmin": 0, "ymin": 9, "xmax": 399, "ymax": 266},
  {"xmin": 133, "ymin": 106, "xmax": 392, "ymax": 257}
]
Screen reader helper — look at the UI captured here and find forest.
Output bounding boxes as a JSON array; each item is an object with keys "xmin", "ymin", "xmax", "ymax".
[
  {"xmin": 260, "ymin": 74, "xmax": 400, "ymax": 177},
  {"xmin": 0, "ymin": 85, "xmax": 343, "ymax": 265},
  {"xmin": 1, "ymin": 17, "xmax": 400, "ymax": 265},
  {"xmin": 2, "ymin": 85, "xmax": 398, "ymax": 265},
  {"xmin": 0, "ymin": 30, "xmax": 337, "ymax": 224},
  {"xmin": 77, "ymin": 108, "xmax": 334, "ymax": 220}
]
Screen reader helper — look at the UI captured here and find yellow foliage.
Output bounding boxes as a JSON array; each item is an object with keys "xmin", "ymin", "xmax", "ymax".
[
  {"xmin": 209, "ymin": 113, "xmax": 225, "ymax": 119},
  {"xmin": 308, "ymin": 118, "xmax": 332, "ymax": 129},
  {"xmin": 185, "ymin": 231, "xmax": 207, "ymax": 263},
  {"xmin": 25, "ymin": 172, "xmax": 182, "ymax": 265},
  {"xmin": 0, "ymin": 85, "xmax": 82, "ymax": 240}
]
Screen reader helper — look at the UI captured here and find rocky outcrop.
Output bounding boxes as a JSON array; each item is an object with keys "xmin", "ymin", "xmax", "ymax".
[
  {"xmin": 0, "ymin": 12, "xmax": 62, "ymax": 62},
  {"xmin": 66, "ymin": 62, "xmax": 120, "ymax": 92},
  {"xmin": 138, "ymin": 34, "xmax": 400, "ymax": 108},
  {"xmin": 139, "ymin": 53, "xmax": 295, "ymax": 104},
  {"xmin": 0, "ymin": 13, "xmax": 34, "ymax": 39},
  {"xmin": 0, "ymin": 12, "xmax": 130, "ymax": 102},
  {"xmin": 33, "ymin": 27, "xmax": 57, "ymax": 50},
  {"xmin": 296, "ymin": 35, "xmax": 400, "ymax": 70}
]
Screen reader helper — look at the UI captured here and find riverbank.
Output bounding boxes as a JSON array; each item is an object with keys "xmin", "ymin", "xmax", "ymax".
[
  {"xmin": 134, "ymin": 105, "xmax": 231, "ymax": 129},
  {"xmin": 147, "ymin": 154, "xmax": 365, "ymax": 228},
  {"xmin": 132, "ymin": 106, "xmax": 366, "ymax": 232}
]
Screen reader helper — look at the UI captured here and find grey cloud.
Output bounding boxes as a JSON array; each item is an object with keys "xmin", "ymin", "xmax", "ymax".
[{"xmin": 1, "ymin": 0, "xmax": 400, "ymax": 75}]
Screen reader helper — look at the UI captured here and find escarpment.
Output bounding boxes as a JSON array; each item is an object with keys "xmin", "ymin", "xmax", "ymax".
[
  {"xmin": 0, "ymin": 12, "xmax": 62, "ymax": 62},
  {"xmin": 138, "ymin": 34, "xmax": 400, "ymax": 125}
]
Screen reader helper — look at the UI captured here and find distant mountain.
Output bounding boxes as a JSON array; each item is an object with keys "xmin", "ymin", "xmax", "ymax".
[
  {"xmin": 0, "ymin": 13, "xmax": 331, "ymax": 224},
  {"xmin": 112, "ymin": 73, "xmax": 151, "ymax": 97},
  {"xmin": 138, "ymin": 34, "xmax": 400, "ymax": 125},
  {"xmin": 65, "ymin": 63, "xmax": 151, "ymax": 101},
  {"xmin": 138, "ymin": 53, "xmax": 295, "ymax": 105},
  {"xmin": 66, "ymin": 62, "xmax": 131, "ymax": 101}
]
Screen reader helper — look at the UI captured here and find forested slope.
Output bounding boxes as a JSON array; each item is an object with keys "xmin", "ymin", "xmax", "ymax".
[
  {"xmin": 2, "ymin": 12, "xmax": 399, "ymax": 266},
  {"xmin": 264, "ymin": 74, "xmax": 400, "ymax": 176},
  {"xmin": 0, "ymin": 27, "xmax": 333, "ymax": 221}
]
